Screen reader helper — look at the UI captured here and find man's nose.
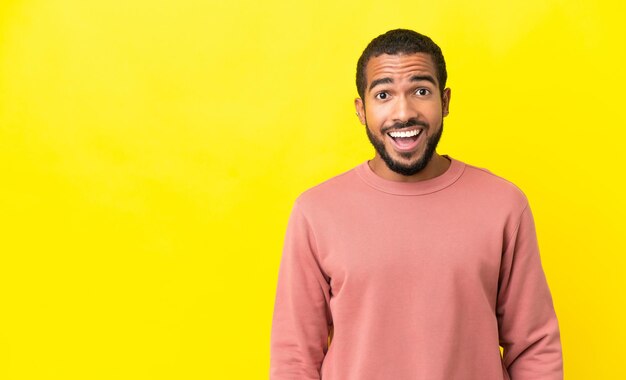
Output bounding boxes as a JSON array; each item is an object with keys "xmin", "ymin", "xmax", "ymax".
[{"xmin": 391, "ymin": 96, "xmax": 414, "ymax": 122}]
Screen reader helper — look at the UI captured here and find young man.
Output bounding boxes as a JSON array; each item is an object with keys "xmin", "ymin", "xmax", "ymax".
[{"xmin": 270, "ymin": 29, "xmax": 562, "ymax": 380}]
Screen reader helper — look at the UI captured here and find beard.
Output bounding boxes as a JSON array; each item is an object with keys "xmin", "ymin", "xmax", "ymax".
[{"xmin": 366, "ymin": 120, "xmax": 444, "ymax": 176}]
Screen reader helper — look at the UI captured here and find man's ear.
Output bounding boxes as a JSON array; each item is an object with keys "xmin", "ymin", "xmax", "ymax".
[
  {"xmin": 354, "ymin": 98, "xmax": 366, "ymax": 125},
  {"xmin": 442, "ymin": 88, "xmax": 451, "ymax": 117}
]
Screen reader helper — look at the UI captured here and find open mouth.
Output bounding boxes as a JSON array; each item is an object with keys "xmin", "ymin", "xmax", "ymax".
[{"xmin": 387, "ymin": 128, "xmax": 422, "ymax": 151}]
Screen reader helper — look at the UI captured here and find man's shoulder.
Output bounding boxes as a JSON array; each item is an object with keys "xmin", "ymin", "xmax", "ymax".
[
  {"xmin": 460, "ymin": 160, "xmax": 529, "ymax": 208},
  {"xmin": 295, "ymin": 163, "xmax": 363, "ymax": 206}
]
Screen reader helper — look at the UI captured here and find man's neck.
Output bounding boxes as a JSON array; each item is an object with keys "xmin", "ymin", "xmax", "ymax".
[{"xmin": 368, "ymin": 153, "xmax": 451, "ymax": 183}]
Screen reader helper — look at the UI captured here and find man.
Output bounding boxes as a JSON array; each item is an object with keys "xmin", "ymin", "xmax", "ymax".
[{"xmin": 270, "ymin": 29, "xmax": 562, "ymax": 379}]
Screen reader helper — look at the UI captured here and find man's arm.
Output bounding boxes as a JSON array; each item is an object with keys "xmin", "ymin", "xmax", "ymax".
[
  {"xmin": 497, "ymin": 203, "xmax": 563, "ymax": 379},
  {"xmin": 270, "ymin": 201, "xmax": 332, "ymax": 380}
]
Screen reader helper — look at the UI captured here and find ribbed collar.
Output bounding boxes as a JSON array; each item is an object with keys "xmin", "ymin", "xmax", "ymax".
[{"xmin": 355, "ymin": 156, "xmax": 465, "ymax": 196}]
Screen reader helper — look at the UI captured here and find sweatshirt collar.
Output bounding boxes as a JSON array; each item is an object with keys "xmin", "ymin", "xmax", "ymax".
[{"xmin": 355, "ymin": 155, "xmax": 465, "ymax": 196}]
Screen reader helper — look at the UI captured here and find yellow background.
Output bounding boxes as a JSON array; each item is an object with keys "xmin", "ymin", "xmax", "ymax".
[{"xmin": 1, "ymin": 0, "xmax": 624, "ymax": 378}]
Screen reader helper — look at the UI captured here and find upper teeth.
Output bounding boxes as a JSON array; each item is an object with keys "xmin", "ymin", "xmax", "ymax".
[{"xmin": 389, "ymin": 129, "xmax": 420, "ymax": 138}]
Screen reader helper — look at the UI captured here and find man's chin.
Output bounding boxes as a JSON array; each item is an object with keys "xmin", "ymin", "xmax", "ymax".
[
  {"xmin": 383, "ymin": 156, "xmax": 431, "ymax": 176},
  {"xmin": 389, "ymin": 150, "xmax": 427, "ymax": 166},
  {"xmin": 395, "ymin": 150, "xmax": 421, "ymax": 160}
]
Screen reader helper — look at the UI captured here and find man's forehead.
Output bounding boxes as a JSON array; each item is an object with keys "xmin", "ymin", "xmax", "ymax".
[{"xmin": 366, "ymin": 53, "xmax": 437, "ymax": 82}]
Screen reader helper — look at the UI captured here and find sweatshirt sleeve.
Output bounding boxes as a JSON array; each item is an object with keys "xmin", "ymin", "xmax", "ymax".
[
  {"xmin": 270, "ymin": 201, "xmax": 332, "ymax": 380},
  {"xmin": 497, "ymin": 203, "xmax": 563, "ymax": 380}
]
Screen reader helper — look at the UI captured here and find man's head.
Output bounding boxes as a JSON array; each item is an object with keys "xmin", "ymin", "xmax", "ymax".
[
  {"xmin": 354, "ymin": 29, "xmax": 451, "ymax": 179},
  {"xmin": 356, "ymin": 29, "xmax": 447, "ymax": 100}
]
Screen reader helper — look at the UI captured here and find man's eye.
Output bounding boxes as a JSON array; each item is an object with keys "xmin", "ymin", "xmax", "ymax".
[
  {"xmin": 416, "ymin": 88, "xmax": 430, "ymax": 96},
  {"xmin": 375, "ymin": 92, "xmax": 388, "ymax": 100}
]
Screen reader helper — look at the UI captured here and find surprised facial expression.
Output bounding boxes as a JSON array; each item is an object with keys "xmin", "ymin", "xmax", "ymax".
[{"xmin": 355, "ymin": 53, "xmax": 450, "ymax": 177}]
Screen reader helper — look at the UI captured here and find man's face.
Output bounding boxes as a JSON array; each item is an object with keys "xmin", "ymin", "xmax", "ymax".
[{"xmin": 355, "ymin": 53, "xmax": 450, "ymax": 177}]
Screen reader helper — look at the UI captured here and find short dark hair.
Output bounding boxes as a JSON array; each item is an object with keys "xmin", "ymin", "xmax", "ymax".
[{"xmin": 356, "ymin": 29, "xmax": 447, "ymax": 99}]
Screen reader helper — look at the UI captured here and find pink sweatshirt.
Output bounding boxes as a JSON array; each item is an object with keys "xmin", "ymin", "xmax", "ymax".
[{"xmin": 270, "ymin": 158, "xmax": 562, "ymax": 379}]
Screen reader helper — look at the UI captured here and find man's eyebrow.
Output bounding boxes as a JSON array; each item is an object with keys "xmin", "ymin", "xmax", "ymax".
[
  {"xmin": 368, "ymin": 75, "xmax": 438, "ymax": 93},
  {"xmin": 368, "ymin": 77, "xmax": 393, "ymax": 93},
  {"xmin": 411, "ymin": 75, "xmax": 437, "ymax": 86}
]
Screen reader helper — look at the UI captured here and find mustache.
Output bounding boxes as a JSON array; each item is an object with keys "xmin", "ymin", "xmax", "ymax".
[{"xmin": 381, "ymin": 119, "xmax": 429, "ymax": 134}]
